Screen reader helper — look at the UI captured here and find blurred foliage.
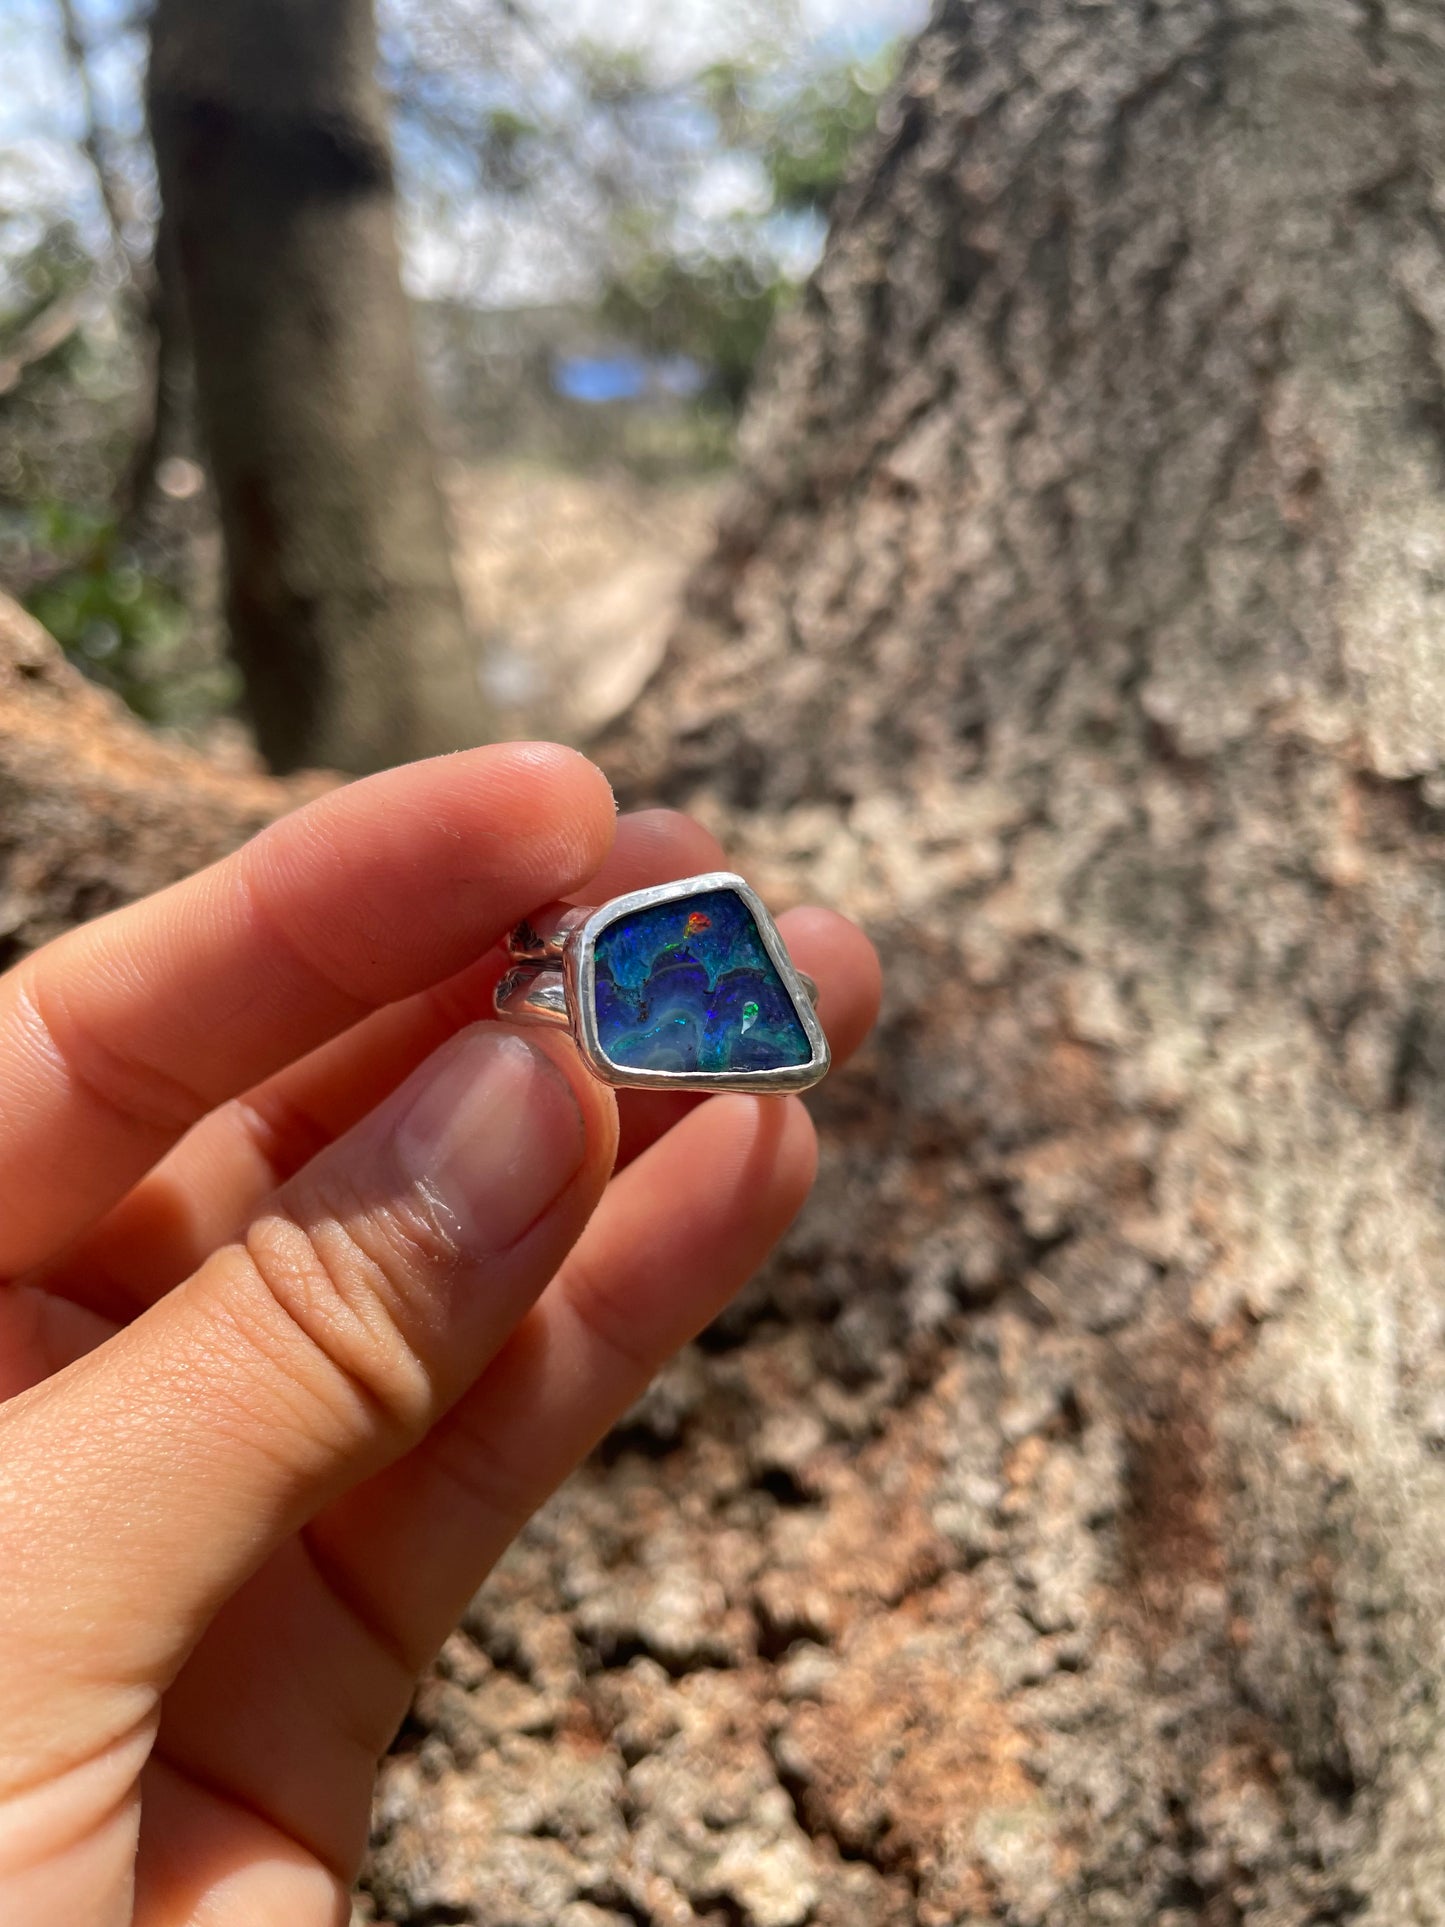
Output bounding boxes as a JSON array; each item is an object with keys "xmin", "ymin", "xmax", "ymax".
[
  {"xmin": 600, "ymin": 249, "xmax": 784, "ymax": 413},
  {"xmin": 0, "ymin": 0, "xmax": 905, "ymax": 733},
  {"xmin": 6, "ymin": 498, "xmax": 235, "ymax": 726},
  {"xmin": 575, "ymin": 42, "xmax": 899, "ymax": 411},
  {"xmin": 0, "ymin": 221, "xmax": 121, "ymax": 504},
  {"xmin": 394, "ymin": 8, "xmax": 905, "ymax": 416},
  {"xmin": 702, "ymin": 46, "xmax": 900, "ymax": 217},
  {"xmin": 476, "ymin": 106, "xmax": 544, "ymax": 196},
  {"xmin": 1, "ymin": 213, "xmax": 89, "ymax": 335},
  {"xmin": 0, "ymin": 223, "xmax": 231, "ymax": 729},
  {"xmin": 20, "ymin": 504, "xmax": 173, "ymax": 693}
]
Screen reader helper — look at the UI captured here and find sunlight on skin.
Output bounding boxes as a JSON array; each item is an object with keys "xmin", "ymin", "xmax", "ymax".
[{"xmin": 0, "ymin": 747, "xmax": 882, "ymax": 1927}]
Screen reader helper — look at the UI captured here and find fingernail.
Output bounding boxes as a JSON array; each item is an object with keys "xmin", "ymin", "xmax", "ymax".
[{"xmin": 393, "ymin": 1027, "xmax": 586, "ymax": 1253}]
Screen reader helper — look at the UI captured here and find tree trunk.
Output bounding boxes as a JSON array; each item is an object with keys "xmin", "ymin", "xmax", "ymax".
[
  {"xmin": 361, "ymin": 3, "xmax": 1445, "ymax": 1923},
  {"xmin": 148, "ymin": 0, "xmax": 489, "ymax": 774}
]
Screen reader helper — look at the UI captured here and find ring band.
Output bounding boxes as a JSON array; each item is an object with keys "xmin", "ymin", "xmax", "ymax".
[{"xmin": 494, "ymin": 871, "xmax": 830, "ymax": 1094}]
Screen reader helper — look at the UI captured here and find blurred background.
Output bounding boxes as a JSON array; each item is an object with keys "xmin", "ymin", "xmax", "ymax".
[
  {"xmin": 0, "ymin": 0, "xmax": 923, "ymax": 763},
  {"xmin": 10, "ymin": 6, "xmax": 1445, "ymax": 1922}
]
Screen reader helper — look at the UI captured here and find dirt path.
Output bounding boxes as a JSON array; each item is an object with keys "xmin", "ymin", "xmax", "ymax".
[{"xmin": 447, "ymin": 462, "xmax": 723, "ymax": 745}]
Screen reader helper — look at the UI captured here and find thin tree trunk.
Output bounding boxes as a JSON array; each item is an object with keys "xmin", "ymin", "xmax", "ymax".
[
  {"xmin": 118, "ymin": 203, "xmax": 189, "ymax": 527},
  {"xmin": 148, "ymin": 0, "xmax": 489, "ymax": 774},
  {"xmin": 56, "ymin": 0, "xmax": 146, "ymax": 284},
  {"xmin": 363, "ymin": 3, "xmax": 1445, "ymax": 1922}
]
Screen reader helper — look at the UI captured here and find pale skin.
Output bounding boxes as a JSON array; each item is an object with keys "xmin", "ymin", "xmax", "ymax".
[{"xmin": 0, "ymin": 745, "xmax": 882, "ymax": 1927}]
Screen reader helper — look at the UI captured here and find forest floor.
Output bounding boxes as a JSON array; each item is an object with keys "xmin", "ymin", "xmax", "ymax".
[{"xmin": 448, "ymin": 459, "xmax": 722, "ymax": 745}]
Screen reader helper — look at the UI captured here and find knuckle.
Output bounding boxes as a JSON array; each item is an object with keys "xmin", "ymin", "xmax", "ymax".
[
  {"xmin": 236, "ymin": 850, "xmax": 379, "ymax": 1016},
  {"xmin": 17, "ymin": 971, "xmax": 208, "ymax": 1143},
  {"xmin": 239, "ymin": 1182, "xmax": 454, "ymax": 1438},
  {"xmin": 556, "ymin": 1246, "xmax": 656, "ymax": 1383},
  {"xmin": 226, "ymin": 1088, "xmax": 336, "ymax": 1191}
]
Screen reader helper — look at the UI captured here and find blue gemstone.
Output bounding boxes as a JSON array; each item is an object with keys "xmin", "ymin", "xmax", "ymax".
[{"xmin": 591, "ymin": 888, "xmax": 812, "ymax": 1075}]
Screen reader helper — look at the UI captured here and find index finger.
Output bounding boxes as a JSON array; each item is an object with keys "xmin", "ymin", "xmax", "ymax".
[{"xmin": 0, "ymin": 743, "xmax": 616, "ymax": 1275}]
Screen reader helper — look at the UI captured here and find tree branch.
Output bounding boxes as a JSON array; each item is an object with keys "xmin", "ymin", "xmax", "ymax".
[{"xmin": 54, "ymin": 0, "xmax": 149, "ymax": 287}]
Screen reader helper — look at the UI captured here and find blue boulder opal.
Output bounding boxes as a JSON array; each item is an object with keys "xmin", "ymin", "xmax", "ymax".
[{"xmin": 591, "ymin": 888, "xmax": 812, "ymax": 1075}]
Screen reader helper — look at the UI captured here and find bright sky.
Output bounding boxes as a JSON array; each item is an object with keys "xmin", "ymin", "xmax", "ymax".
[{"xmin": 0, "ymin": 0, "xmax": 930, "ymax": 306}]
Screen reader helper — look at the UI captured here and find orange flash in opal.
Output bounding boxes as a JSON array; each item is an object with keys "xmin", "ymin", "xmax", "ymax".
[{"xmin": 684, "ymin": 912, "xmax": 712, "ymax": 935}]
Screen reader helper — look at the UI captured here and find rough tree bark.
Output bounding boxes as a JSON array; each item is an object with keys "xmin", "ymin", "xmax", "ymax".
[
  {"xmin": 10, "ymin": 0, "xmax": 1445, "ymax": 1918},
  {"xmin": 359, "ymin": 2, "xmax": 1445, "ymax": 1922},
  {"xmin": 148, "ymin": 0, "xmax": 489, "ymax": 774},
  {"xmin": 0, "ymin": 595, "xmax": 305, "ymax": 964}
]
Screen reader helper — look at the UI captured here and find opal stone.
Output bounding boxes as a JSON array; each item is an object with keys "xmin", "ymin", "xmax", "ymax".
[{"xmin": 591, "ymin": 888, "xmax": 812, "ymax": 1076}]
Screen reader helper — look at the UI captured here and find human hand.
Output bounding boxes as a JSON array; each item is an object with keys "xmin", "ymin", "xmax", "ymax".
[{"xmin": 0, "ymin": 746, "xmax": 881, "ymax": 1927}]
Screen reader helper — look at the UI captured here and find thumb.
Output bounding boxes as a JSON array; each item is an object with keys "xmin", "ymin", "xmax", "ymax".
[{"xmin": 0, "ymin": 1023, "xmax": 616, "ymax": 1792}]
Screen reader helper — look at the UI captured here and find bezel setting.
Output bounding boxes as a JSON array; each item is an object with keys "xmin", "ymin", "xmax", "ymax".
[{"xmin": 565, "ymin": 871, "xmax": 830, "ymax": 1094}]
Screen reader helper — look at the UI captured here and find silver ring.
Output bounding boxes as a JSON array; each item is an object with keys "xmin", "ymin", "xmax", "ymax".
[{"xmin": 493, "ymin": 871, "xmax": 829, "ymax": 1094}]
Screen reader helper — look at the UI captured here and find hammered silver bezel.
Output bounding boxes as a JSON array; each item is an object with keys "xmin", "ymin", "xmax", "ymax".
[{"xmin": 565, "ymin": 870, "xmax": 830, "ymax": 1094}]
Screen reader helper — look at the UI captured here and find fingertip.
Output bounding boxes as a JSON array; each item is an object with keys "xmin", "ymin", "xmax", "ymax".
[
  {"xmin": 246, "ymin": 745, "xmax": 620, "ymax": 992},
  {"xmin": 783, "ymin": 907, "xmax": 884, "ymax": 1005},
  {"xmin": 779, "ymin": 1092, "xmax": 821, "ymax": 1210},
  {"xmin": 616, "ymin": 806, "xmax": 725, "ymax": 864},
  {"xmin": 786, "ymin": 1089, "xmax": 821, "ymax": 1172},
  {"xmin": 476, "ymin": 743, "xmax": 618, "ymax": 890},
  {"xmin": 711, "ymin": 1090, "xmax": 820, "ymax": 1229},
  {"xmin": 775, "ymin": 906, "xmax": 883, "ymax": 1065},
  {"xmin": 497, "ymin": 740, "xmax": 613, "ymax": 807},
  {"xmin": 256, "ymin": 741, "xmax": 617, "ymax": 891},
  {"xmin": 556, "ymin": 1089, "xmax": 821, "ymax": 1371},
  {"xmin": 566, "ymin": 807, "xmax": 727, "ymax": 904}
]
